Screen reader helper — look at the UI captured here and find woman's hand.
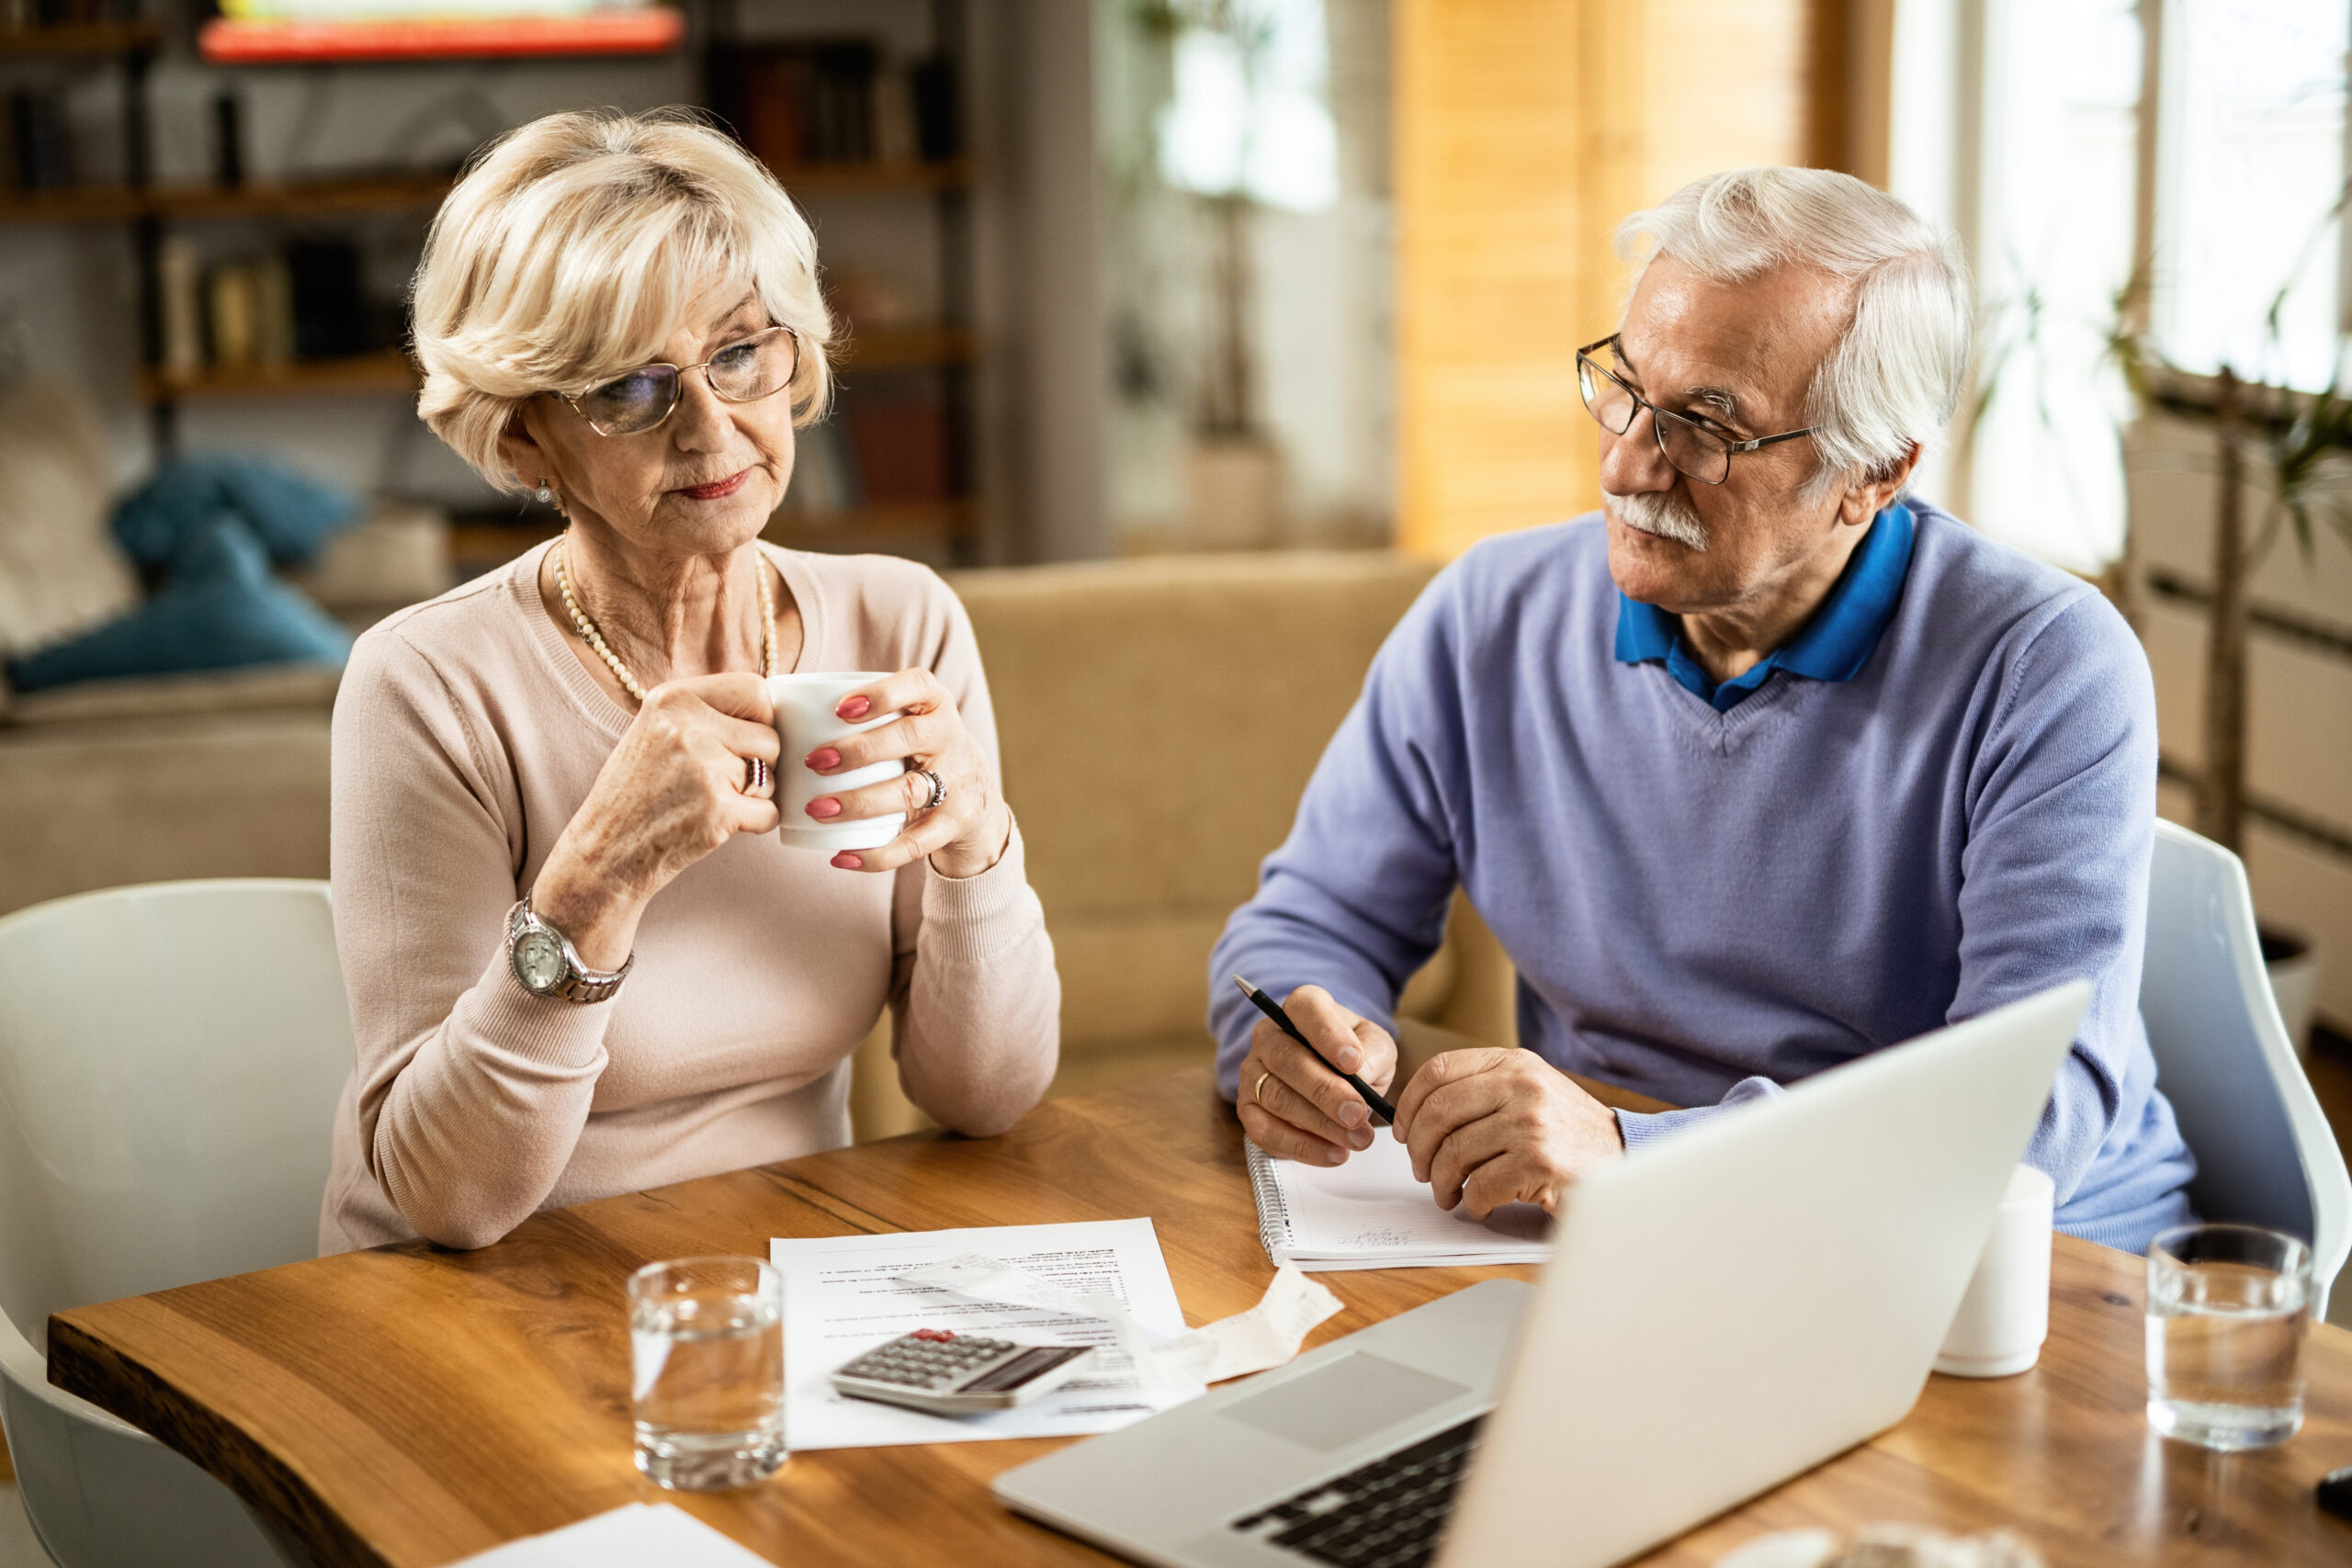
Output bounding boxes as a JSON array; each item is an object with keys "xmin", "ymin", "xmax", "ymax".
[
  {"xmin": 801, "ymin": 668, "xmax": 1012, "ymax": 879},
  {"xmin": 532, "ymin": 672, "xmax": 781, "ymax": 966},
  {"xmin": 1233, "ymin": 986, "xmax": 1400, "ymax": 1166}
]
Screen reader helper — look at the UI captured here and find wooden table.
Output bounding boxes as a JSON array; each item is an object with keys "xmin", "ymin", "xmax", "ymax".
[{"xmin": 48, "ymin": 1071, "xmax": 2352, "ymax": 1568}]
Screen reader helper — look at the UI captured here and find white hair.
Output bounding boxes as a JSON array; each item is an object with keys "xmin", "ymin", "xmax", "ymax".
[
  {"xmin": 411, "ymin": 107, "xmax": 834, "ymax": 494},
  {"xmin": 1614, "ymin": 167, "xmax": 1971, "ymax": 490}
]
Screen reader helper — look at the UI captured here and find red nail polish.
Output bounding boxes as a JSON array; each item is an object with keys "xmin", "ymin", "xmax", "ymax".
[
  {"xmin": 831, "ymin": 852, "xmax": 863, "ymax": 870},
  {"xmin": 807, "ymin": 748, "xmax": 840, "ymax": 772},
  {"xmin": 808, "ymin": 798, "xmax": 842, "ymax": 819},
  {"xmin": 837, "ymin": 696, "xmax": 870, "ymax": 719}
]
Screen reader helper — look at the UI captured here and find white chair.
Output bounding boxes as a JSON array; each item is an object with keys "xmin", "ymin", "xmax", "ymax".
[
  {"xmin": 2141, "ymin": 821, "xmax": 2352, "ymax": 1316},
  {"xmin": 0, "ymin": 880, "xmax": 353, "ymax": 1568}
]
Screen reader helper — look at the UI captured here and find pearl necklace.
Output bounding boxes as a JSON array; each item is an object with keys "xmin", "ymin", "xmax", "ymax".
[{"xmin": 554, "ymin": 535, "xmax": 777, "ymax": 705}]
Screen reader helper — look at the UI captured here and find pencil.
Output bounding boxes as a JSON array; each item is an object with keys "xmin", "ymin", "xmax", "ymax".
[{"xmin": 1230, "ymin": 975, "xmax": 1399, "ymax": 1127}]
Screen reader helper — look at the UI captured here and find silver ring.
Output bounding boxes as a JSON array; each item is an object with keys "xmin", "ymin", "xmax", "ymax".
[
  {"xmin": 745, "ymin": 755, "xmax": 770, "ymax": 795},
  {"xmin": 916, "ymin": 768, "xmax": 947, "ymax": 810}
]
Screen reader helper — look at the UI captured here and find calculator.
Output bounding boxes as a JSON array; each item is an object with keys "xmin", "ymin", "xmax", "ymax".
[{"xmin": 829, "ymin": 1329, "xmax": 1096, "ymax": 1415}]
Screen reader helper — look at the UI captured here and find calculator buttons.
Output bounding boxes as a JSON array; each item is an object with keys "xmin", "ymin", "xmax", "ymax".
[{"xmin": 831, "ymin": 1331, "xmax": 1095, "ymax": 1415}]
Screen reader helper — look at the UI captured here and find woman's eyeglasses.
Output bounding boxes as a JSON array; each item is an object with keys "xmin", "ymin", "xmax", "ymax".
[
  {"xmin": 1576, "ymin": 334, "xmax": 1815, "ymax": 485},
  {"xmin": 557, "ymin": 325, "xmax": 800, "ymax": 437}
]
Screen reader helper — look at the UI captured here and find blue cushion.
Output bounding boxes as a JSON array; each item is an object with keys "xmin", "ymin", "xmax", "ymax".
[
  {"xmin": 112, "ymin": 455, "xmax": 359, "ymax": 570},
  {"xmin": 6, "ymin": 513, "xmax": 351, "ymax": 692}
]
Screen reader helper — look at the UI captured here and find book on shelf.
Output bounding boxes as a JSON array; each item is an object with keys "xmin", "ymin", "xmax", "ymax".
[
  {"xmin": 713, "ymin": 39, "xmax": 959, "ymax": 172},
  {"xmin": 844, "ymin": 400, "xmax": 950, "ymax": 504},
  {"xmin": 776, "ymin": 418, "xmax": 864, "ymax": 517},
  {"xmin": 6, "ymin": 0, "xmax": 145, "ymax": 28},
  {"xmin": 910, "ymin": 51, "xmax": 959, "ymax": 162},
  {"xmin": 776, "ymin": 395, "xmax": 958, "ymax": 520},
  {"xmin": 205, "ymin": 254, "xmax": 294, "ymax": 368},
  {"xmin": 7, "ymin": 86, "xmax": 72, "ymax": 189},
  {"xmin": 156, "ymin": 234, "xmax": 375, "ymax": 380},
  {"xmin": 158, "ymin": 233, "xmax": 202, "ymax": 374},
  {"xmin": 285, "ymin": 239, "xmax": 370, "ymax": 359}
]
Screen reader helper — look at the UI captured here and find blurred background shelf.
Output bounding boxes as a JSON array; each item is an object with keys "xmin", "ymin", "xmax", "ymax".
[
  {"xmin": 137, "ymin": 351, "xmax": 417, "ymax": 402},
  {"xmin": 837, "ymin": 325, "xmax": 974, "ymax": 370},
  {"xmin": 764, "ymin": 157, "xmax": 971, "ymax": 196},
  {"xmin": 0, "ymin": 22, "xmax": 158, "ymax": 58},
  {"xmin": 0, "ymin": 175, "xmax": 454, "ymax": 225}
]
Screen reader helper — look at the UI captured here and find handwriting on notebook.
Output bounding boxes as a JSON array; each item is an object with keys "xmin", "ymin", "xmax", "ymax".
[{"xmin": 1246, "ymin": 1134, "xmax": 1554, "ymax": 1272}]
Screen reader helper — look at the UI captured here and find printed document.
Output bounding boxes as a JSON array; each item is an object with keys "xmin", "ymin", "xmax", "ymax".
[{"xmin": 770, "ymin": 1218, "xmax": 1201, "ymax": 1450}]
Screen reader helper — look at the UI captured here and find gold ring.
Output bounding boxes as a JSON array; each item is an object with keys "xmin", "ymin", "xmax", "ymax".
[{"xmin": 1252, "ymin": 1068, "xmax": 1273, "ymax": 1106}]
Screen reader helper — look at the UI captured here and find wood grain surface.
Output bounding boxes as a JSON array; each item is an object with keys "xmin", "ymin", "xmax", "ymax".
[{"xmin": 48, "ymin": 1070, "xmax": 2352, "ymax": 1568}]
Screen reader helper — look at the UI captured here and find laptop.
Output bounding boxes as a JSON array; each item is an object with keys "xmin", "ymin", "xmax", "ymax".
[{"xmin": 994, "ymin": 981, "xmax": 2089, "ymax": 1568}]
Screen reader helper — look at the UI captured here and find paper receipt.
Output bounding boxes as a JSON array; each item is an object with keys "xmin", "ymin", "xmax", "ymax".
[{"xmin": 895, "ymin": 1254, "xmax": 1343, "ymax": 1388}]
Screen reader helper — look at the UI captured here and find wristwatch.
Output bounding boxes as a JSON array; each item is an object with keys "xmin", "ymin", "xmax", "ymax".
[{"xmin": 505, "ymin": 896, "xmax": 633, "ymax": 1004}]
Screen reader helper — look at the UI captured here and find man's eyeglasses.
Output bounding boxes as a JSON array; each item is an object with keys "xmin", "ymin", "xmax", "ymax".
[
  {"xmin": 1576, "ymin": 334, "xmax": 1815, "ymax": 485},
  {"xmin": 557, "ymin": 324, "xmax": 800, "ymax": 437}
]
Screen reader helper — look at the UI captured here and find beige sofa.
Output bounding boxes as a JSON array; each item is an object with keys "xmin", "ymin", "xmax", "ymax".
[
  {"xmin": 0, "ymin": 549, "xmax": 1514, "ymax": 1137},
  {"xmin": 0, "ymin": 504, "xmax": 447, "ymax": 919}
]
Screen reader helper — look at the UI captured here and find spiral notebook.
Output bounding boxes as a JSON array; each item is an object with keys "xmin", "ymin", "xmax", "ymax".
[{"xmin": 1244, "ymin": 1134, "xmax": 1554, "ymax": 1271}]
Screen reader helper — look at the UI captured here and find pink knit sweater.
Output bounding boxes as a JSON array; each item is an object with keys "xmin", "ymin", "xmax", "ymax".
[{"xmin": 320, "ymin": 542, "xmax": 1059, "ymax": 1253}]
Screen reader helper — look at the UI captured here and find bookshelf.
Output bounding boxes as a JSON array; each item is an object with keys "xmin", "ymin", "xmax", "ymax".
[
  {"xmin": 0, "ymin": 21, "xmax": 159, "ymax": 57},
  {"xmin": 763, "ymin": 155, "xmax": 970, "ymax": 196},
  {"xmin": 840, "ymin": 325, "xmax": 976, "ymax": 370},
  {"xmin": 137, "ymin": 349, "xmax": 417, "ymax": 402},
  {"xmin": 0, "ymin": 173, "xmax": 453, "ymax": 225},
  {"xmin": 6, "ymin": 2, "xmax": 987, "ymax": 565}
]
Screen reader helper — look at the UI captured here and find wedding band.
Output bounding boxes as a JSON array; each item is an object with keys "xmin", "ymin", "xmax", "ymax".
[
  {"xmin": 1252, "ymin": 1069, "xmax": 1273, "ymax": 1107},
  {"xmin": 916, "ymin": 768, "xmax": 947, "ymax": 810},
  {"xmin": 744, "ymin": 756, "xmax": 770, "ymax": 795}
]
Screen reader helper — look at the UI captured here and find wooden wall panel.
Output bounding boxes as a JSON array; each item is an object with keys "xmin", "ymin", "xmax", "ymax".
[
  {"xmin": 1395, "ymin": 0, "xmax": 1592, "ymax": 561},
  {"xmin": 1396, "ymin": 0, "xmax": 1838, "ymax": 558}
]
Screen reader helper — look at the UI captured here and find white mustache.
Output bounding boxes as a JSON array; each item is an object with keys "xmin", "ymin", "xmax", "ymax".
[{"xmin": 1605, "ymin": 489, "xmax": 1710, "ymax": 552}]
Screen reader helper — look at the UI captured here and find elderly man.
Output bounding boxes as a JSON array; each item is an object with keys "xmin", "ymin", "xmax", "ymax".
[{"xmin": 1209, "ymin": 166, "xmax": 2194, "ymax": 1253}]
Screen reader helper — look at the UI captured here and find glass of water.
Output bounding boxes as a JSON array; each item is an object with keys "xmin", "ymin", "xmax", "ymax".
[
  {"xmin": 2145, "ymin": 1223, "xmax": 2312, "ymax": 1450},
  {"xmin": 628, "ymin": 1256, "xmax": 786, "ymax": 1489}
]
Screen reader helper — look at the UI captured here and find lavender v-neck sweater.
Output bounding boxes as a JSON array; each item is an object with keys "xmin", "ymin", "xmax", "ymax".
[{"xmin": 1209, "ymin": 503, "xmax": 2195, "ymax": 1252}]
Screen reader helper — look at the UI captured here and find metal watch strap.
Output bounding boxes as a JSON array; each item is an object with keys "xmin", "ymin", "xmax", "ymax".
[{"xmin": 506, "ymin": 896, "xmax": 633, "ymax": 1004}]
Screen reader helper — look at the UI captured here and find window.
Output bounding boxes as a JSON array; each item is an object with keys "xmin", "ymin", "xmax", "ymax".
[
  {"xmin": 2151, "ymin": 0, "xmax": 2348, "ymax": 392},
  {"xmin": 1892, "ymin": 0, "xmax": 2352, "ymax": 570}
]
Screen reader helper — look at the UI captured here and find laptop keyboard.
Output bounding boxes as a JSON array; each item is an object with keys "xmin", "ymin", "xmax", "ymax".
[{"xmin": 1227, "ymin": 1416, "xmax": 1484, "ymax": 1568}]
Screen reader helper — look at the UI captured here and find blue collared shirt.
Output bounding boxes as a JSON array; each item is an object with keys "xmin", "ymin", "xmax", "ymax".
[{"xmin": 1611, "ymin": 501, "xmax": 1917, "ymax": 711}]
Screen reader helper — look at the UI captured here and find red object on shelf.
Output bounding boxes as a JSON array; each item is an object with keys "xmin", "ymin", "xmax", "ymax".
[
  {"xmin": 198, "ymin": 9, "xmax": 683, "ymax": 63},
  {"xmin": 847, "ymin": 400, "xmax": 952, "ymax": 504}
]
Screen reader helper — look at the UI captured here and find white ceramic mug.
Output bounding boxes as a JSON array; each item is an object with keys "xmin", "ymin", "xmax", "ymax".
[
  {"xmin": 766, "ymin": 672, "xmax": 906, "ymax": 852},
  {"xmin": 1933, "ymin": 1162, "xmax": 2055, "ymax": 1378}
]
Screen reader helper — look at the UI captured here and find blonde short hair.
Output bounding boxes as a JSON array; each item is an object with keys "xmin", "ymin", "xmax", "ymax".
[{"xmin": 411, "ymin": 107, "xmax": 833, "ymax": 493}]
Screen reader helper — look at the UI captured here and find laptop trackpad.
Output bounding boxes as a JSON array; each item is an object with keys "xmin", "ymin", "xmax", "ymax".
[{"xmin": 1219, "ymin": 1353, "xmax": 1468, "ymax": 1452}]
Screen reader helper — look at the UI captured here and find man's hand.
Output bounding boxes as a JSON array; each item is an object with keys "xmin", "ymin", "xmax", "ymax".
[
  {"xmin": 1391, "ymin": 1049, "xmax": 1625, "ymax": 1219},
  {"xmin": 1234, "ymin": 986, "xmax": 1399, "ymax": 1166}
]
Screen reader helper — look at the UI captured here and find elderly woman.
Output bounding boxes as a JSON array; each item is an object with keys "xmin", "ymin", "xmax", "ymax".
[{"xmin": 319, "ymin": 109, "xmax": 1057, "ymax": 1253}]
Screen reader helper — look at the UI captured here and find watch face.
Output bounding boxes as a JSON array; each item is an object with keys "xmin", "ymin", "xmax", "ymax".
[{"xmin": 514, "ymin": 929, "xmax": 568, "ymax": 993}]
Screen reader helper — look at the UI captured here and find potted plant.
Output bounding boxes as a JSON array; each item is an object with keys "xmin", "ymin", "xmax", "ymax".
[
  {"xmin": 2194, "ymin": 362, "xmax": 2343, "ymax": 1055},
  {"xmin": 1971, "ymin": 261, "xmax": 2338, "ymax": 1055}
]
